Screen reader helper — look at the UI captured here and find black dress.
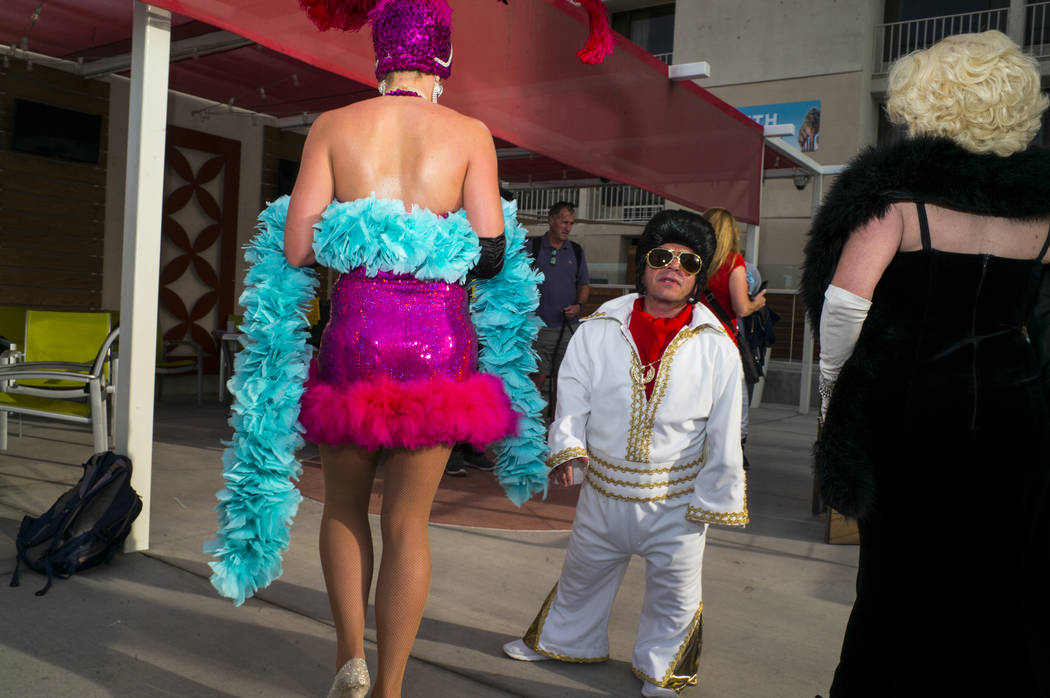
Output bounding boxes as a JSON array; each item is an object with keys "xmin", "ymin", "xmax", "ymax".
[{"xmin": 827, "ymin": 203, "xmax": 1050, "ymax": 697}]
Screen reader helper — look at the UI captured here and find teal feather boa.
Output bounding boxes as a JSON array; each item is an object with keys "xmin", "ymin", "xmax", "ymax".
[{"xmin": 205, "ymin": 195, "xmax": 548, "ymax": 605}]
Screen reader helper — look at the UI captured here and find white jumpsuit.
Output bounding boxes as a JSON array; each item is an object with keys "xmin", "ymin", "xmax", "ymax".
[{"xmin": 522, "ymin": 293, "xmax": 747, "ymax": 691}]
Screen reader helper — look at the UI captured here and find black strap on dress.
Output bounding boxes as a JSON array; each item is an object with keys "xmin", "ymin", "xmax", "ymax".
[
  {"xmin": 918, "ymin": 201, "xmax": 1050, "ymax": 260},
  {"xmin": 1037, "ymin": 221, "xmax": 1050, "ymax": 261},
  {"xmin": 916, "ymin": 202, "xmax": 932, "ymax": 252}
]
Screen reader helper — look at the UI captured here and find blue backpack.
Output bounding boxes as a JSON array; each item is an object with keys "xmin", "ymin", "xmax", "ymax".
[{"xmin": 10, "ymin": 451, "xmax": 142, "ymax": 596}]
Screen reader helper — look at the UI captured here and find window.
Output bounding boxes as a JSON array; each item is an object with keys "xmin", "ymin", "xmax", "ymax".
[
  {"xmin": 883, "ymin": 0, "xmax": 1008, "ymax": 23},
  {"xmin": 1035, "ymin": 98, "xmax": 1050, "ymax": 148},
  {"xmin": 876, "ymin": 104, "xmax": 908, "ymax": 147},
  {"xmin": 878, "ymin": 92, "xmax": 1050, "ymax": 148},
  {"xmin": 612, "ymin": 4, "xmax": 675, "ymax": 59}
]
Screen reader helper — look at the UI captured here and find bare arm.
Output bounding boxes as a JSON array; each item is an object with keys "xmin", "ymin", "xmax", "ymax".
[
  {"xmin": 461, "ymin": 120, "xmax": 504, "ymax": 239},
  {"xmin": 728, "ymin": 266, "xmax": 766, "ymax": 318},
  {"xmin": 284, "ymin": 114, "xmax": 334, "ymax": 267},
  {"xmin": 829, "ymin": 205, "xmax": 904, "ymax": 299},
  {"xmin": 819, "ymin": 205, "xmax": 901, "ymax": 417}
]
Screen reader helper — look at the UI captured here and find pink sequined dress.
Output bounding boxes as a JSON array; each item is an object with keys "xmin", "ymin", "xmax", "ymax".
[{"xmin": 297, "ymin": 214, "xmax": 518, "ymax": 452}]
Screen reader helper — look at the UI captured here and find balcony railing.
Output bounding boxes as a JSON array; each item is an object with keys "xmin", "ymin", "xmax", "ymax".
[
  {"xmin": 586, "ymin": 184, "xmax": 664, "ymax": 222},
  {"xmin": 509, "ymin": 184, "xmax": 665, "ymax": 224},
  {"xmin": 653, "ymin": 52, "xmax": 673, "ymax": 64},
  {"xmin": 1027, "ymin": 1, "xmax": 1050, "ymax": 58},
  {"xmin": 510, "ymin": 187, "xmax": 580, "ymax": 221},
  {"xmin": 873, "ymin": 8, "xmax": 1008, "ymax": 74}
]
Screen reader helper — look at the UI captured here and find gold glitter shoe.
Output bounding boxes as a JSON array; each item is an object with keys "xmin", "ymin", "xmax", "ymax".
[{"xmin": 326, "ymin": 657, "xmax": 369, "ymax": 698}]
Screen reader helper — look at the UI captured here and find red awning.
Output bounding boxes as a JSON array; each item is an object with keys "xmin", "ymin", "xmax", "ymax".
[{"xmin": 3, "ymin": 0, "xmax": 765, "ymax": 222}]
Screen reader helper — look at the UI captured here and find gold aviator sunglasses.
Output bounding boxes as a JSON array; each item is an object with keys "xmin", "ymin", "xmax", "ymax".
[{"xmin": 644, "ymin": 248, "xmax": 702, "ymax": 276}]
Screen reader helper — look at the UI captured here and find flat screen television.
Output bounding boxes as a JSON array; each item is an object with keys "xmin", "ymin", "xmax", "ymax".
[{"xmin": 10, "ymin": 98, "xmax": 102, "ymax": 164}]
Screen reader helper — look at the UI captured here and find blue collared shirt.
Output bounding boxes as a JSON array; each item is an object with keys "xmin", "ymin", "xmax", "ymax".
[{"xmin": 532, "ymin": 235, "xmax": 590, "ymax": 328}]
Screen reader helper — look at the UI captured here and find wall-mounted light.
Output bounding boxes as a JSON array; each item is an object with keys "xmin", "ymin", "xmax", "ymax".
[{"xmin": 668, "ymin": 61, "xmax": 711, "ymax": 81}]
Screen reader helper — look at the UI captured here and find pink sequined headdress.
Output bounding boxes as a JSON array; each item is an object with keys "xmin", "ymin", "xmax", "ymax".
[
  {"xmin": 298, "ymin": 0, "xmax": 614, "ymax": 74},
  {"xmin": 298, "ymin": 0, "xmax": 453, "ymax": 79},
  {"xmin": 370, "ymin": 0, "xmax": 453, "ymax": 80}
]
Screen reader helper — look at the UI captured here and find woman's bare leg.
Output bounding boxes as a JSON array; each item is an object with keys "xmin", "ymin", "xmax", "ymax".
[
  {"xmin": 319, "ymin": 443, "xmax": 380, "ymax": 670},
  {"xmin": 371, "ymin": 445, "xmax": 450, "ymax": 698}
]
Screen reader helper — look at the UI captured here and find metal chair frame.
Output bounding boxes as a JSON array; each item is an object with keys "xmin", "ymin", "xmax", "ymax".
[{"xmin": 0, "ymin": 327, "xmax": 120, "ymax": 453}]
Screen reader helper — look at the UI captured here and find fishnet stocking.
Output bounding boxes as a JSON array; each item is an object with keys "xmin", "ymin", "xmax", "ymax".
[{"xmin": 319, "ymin": 443, "xmax": 449, "ymax": 698}]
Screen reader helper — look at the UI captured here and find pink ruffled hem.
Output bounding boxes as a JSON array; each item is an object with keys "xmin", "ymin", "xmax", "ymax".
[{"xmin": 299, "ymin": 364, "xmax": 518, "ymax": 451}]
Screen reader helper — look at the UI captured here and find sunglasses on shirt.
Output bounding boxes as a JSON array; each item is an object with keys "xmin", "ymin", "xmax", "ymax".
[{"xmin": 644, "ymin": 247, "xmax": 703, "ymax": 276}]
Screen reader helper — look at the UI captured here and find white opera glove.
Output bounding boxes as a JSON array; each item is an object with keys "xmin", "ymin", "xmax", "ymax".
[{"xmin": 818, "ymin": 285, "xmax": 872, "ymax": 420}]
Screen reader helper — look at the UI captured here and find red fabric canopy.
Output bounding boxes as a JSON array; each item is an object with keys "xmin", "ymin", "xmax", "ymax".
[
  {"xmin": 2, "ymin": 0, "xmax": 764, "ymax": 222},
  {"xmin": 144, "ymin": 0, "xmax": 764, "ymax": 222}
]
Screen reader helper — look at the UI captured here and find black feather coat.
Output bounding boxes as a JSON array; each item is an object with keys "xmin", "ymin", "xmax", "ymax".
[{"xmin": 799, "ymin": 136, "xmax": 1050, "ymax": 518}]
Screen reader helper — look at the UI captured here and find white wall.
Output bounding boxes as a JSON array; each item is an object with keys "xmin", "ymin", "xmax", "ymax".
[
  {"xmin": 674, "ymin": 0, "xmax": 874, "ymax": 87},
  {"xmin": 671, "ymin": 1, "xmax": 883, "ymax": 287}
]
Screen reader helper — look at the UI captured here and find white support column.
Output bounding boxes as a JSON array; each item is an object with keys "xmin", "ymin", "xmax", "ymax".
[
  {"xmin": 117, "ymin": 2, "xmax": 171, "ymax": 552},
  {"xmin": 798, "ymin": 172, "xmax": 824, "ymax": 414},
  {"xmin": 1007, "ymin": 0, "xmax": 1026, "ymax": 46},
  {"xmin": 744, "ymin": 224, "xmax": 760, "ymax": 265},
  {"xmin": 750, "ymin": 134, "xmax": 767, "ymax": 266}
]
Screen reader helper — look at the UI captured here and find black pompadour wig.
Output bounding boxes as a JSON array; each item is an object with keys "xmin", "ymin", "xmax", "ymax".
[{"xmin": 635, "ymin": 210, "xmax": 717, "ymax": 302}]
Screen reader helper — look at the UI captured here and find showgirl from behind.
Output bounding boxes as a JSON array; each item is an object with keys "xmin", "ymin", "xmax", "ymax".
[
  {"xmin": 205, "ymin": 1, "xmax": 555, "ymax": 697},
  {"xmin": 290, "ymin": 3, "xmax": 513, "ymax": 696}
]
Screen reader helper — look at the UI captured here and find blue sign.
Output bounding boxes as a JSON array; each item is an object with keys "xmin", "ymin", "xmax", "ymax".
[{"xmin": 738, "ymin": 100, "xmax": 822, "ymax": 152}]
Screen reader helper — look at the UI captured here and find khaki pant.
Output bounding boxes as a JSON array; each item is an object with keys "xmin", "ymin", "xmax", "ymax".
[{"xmin": 532, "ymin": 324, "xmax": 575, "ymax": 404}]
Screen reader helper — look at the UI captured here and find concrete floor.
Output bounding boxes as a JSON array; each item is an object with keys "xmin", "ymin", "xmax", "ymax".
[{"xmin": 0, "ymin": 399, "xmax": 857, "ymax": 697}]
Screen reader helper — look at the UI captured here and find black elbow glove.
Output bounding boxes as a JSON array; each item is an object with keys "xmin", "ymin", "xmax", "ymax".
[{"xmin": 469, "ymin": 234, "xmax": 506, "ymax": 281}]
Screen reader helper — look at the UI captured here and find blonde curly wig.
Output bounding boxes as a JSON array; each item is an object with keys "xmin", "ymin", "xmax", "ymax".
[
  {"xmin": 887, "ymin": 31, "xmax": 1048, "ymax": 156},
  {"xmin": 702, "ymin": 207, "xmax": 740, "ymax": 275}
]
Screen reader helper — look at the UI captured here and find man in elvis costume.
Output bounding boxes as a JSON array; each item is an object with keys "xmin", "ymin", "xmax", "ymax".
[{"xmin": 503, "ymin": 210, "xmax": 748, "ymax": 697}]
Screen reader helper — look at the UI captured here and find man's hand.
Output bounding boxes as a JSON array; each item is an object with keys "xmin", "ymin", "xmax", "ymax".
[
  {"xmin": 562, "ymin": 303, "xmax": 582, "ymax": 319},
  {"xmin": 549, "ymin": 457, "xmax": 588, "ymax": 486}
]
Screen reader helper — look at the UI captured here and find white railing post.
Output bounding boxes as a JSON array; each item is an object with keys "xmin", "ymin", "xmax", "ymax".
[{"xmin": 117, "ymin": 2, "xmax": 172, "ymax": 553}]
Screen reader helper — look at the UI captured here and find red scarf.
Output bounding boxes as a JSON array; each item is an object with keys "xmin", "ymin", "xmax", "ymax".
[{"xmin": 628, "ymin": 298, "xmax": 693, "ymax": 400}]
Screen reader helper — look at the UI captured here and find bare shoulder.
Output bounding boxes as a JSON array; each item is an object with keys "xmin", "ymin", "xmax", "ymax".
[
  {"xmin": 315, "ymin": 99, "xmax": 376, "ymax": 126},
  {"xmin": 419, "ymin": 104, "xmax": 487, "ymax": 141},
  {"xmin": 458, "ymin": 113, "xmax": 493, "ymax": 140},
  {"xmin": 302, "ymin": 107, "xmax": 344, "ymax": 141}
]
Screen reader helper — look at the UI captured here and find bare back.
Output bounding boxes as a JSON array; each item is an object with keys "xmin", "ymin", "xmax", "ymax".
[
  {"xmin": 832, "ymin": 202, "xmax": 1050, "ymax": 300},
  {"xmin": 327, "ymin": 97, "xmax": 478, "ymax": 211},
  {"xmin": 898, "ymin": 203, "xmax": 1050, "ymax": 263},
  {"xmin": 284, "ymin": 96, "xmax": 503, "ymax": 266}
]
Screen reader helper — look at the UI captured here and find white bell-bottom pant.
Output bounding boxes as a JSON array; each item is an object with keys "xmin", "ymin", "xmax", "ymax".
[{"xmin": 523, "ymin": 483, "xmax": 707, "ymax": 689}]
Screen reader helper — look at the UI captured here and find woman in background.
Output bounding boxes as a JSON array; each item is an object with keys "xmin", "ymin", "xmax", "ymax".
[{"xmin": 701, "ymin": 207, "xmax": 766, "ymax": 456}]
